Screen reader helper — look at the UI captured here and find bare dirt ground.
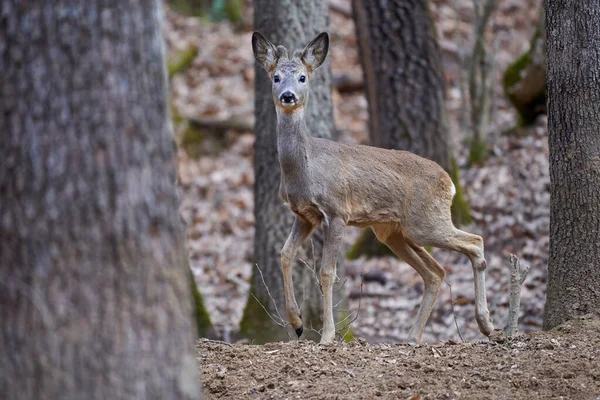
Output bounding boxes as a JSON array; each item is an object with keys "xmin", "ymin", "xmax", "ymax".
[{"xmin": 197, "ymin": 316, "xmax": 600, "ymax": 399}]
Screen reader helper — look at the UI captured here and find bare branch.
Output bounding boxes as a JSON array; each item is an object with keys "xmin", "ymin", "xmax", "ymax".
[
  {"xmin": 337, "ymin": 274, "xmax": 364, "ymax": 341},
  {"xmin": 444, "ymin": 279, "xmax": 465, "ymax": 342},
  {"xmin": 252, "ymin": 264, "xmax": 292, "ymax": 340}
]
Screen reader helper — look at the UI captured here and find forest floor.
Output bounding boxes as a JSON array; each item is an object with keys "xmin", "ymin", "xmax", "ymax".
[{"xmin": 197, "ymin": 316, "xmax": 600, "ymax": 399}]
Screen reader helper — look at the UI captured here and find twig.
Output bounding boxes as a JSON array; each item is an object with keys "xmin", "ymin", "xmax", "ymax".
[
  {"xmin": 444, "ymin": 279, "xmax": 465, "ymax": 342},
  {"xmin": 338, "ymin": 274, "xmax": 364, "ymax": 341},
  {"xmin": 333, "ymin": 278, "xmax": 347, "ymax": 293},
  {"xmin": 305, "ymin": 320, "xmax": 322, "ymax": 338},
  {"xmin": 255, "ymin": 264, "xmax": 287, "ymax": 326},
  {"xmin": 503, "ymin": 254, "xmax": 530, "ymax": 337},
  {"xmin": 429, "ymin": 324, "xmax": 442, "ymax": 344},
  {"xmin": 252, "ymin": 264, "xmax": 292, "ymax": 340},
  {"xmin": 299, "ymin": 284, "xmax": 306, "ymax": 312},
  {"xmin": 250, "ymin": 293, "xmax": 287, "ymax": 329}
]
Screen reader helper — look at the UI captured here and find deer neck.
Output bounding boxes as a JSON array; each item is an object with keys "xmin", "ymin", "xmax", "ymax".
[{"xmin": 276, "ymin": 107, "xmax": 311, "ymax": 181}]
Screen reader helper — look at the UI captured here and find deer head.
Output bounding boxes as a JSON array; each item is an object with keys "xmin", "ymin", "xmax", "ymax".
[{"xmin": 252, "ymin": 31, "xmax": 329, "ymax": 113}]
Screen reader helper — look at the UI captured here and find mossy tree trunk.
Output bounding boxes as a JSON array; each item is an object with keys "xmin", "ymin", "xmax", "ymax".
[
  {"xmin": 240, "ymin": 0, "xmax": 346, "ymax": 343},
  {"xmin": 542, "ymin": 0, "xmax": 600, "ymax": 330},
  {"xmin": 0, "ymin": 1, "xmax": 201, "ymax": 398},
  {"xmin": 350, "ymin": 0, "xmax": 471, "ymax": 258},
  {"xmin": 167, "ymin": 0, "xmax": 243, "ymax": 23},
  {"xmin": 503, "ymin": 8, "xmax": 546, "ymax": 126}
]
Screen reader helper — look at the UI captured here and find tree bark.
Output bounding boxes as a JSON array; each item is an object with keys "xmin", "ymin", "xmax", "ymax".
[
  {"xmin": 543, "ymin": 0, "xmax": 600, "ymax": 330},
  {"xmin": 0, "ymin": 1, "xmax": 201, "ymax": 399},
  {"xmin": 352, "ymin": 0, "xmax": 450, "ymax": 170},
  {"xmin": 240, "ymin": 0, "xmax": 346, "ymax": 343}
]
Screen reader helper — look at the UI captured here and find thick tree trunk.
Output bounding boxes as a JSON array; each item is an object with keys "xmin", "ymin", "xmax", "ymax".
[
  {"xmin": 352, "ymin": 0, "xmax": 450, "ymax": 170},
  {"xmin": 543, "ymin": 0, "xmax": 600, "ymax": 330},
  {"xmin": 0, "ymin": 2, "xmax": 201, "ymax": 399},
  {"xmin": 240, "ymin": 0, "xmax": 346, "ymax": 343}
]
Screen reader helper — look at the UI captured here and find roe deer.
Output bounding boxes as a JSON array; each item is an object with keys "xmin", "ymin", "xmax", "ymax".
[{"xmin": 252, "ymin": 31, "xmax": 495, "ymax": 344}]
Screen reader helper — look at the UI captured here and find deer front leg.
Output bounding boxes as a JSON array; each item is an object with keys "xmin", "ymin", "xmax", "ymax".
[
  {"xmin": 320, "ymin": 217, "xmax": 345, "ymax": 344},
  {"xmin": 281, "ymin": 217, "xmax": 314, "ymax": 338}
]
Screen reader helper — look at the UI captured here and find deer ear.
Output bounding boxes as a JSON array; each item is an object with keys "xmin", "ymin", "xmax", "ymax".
[
  {"xmin": 252, "ymin": 31, "xmax": 279, "ymax": 73},
  {"xmin": 300, "ymin": 32, "xmax": 329, "ymax": 73}
]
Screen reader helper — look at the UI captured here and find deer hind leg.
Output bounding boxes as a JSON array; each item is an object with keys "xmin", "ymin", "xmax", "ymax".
[
  {"xmin": 414, "ymin": 225, "xmax": 495, "ymax": 336},
  {"xmin": 281, "ymin": 216, "xmax": 314, "ymax": 338},
  {"xmin": 373, "ymin": 226, "xmax": 445, "ymax": 344}
]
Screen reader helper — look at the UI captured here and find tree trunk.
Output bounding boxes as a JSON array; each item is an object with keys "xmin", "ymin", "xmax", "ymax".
[
  {"xmin": 542, "ymin": 0, "xmax": 600, "ymax": 330},
  {"xmin": 0, "ymin": 2, "xmax": 201, "ymax": 399},
  {"xmin": 352, "ymin": 0, "xmax": 450, "ymax": 170},
  {"xmin": 240, "ymin": 0, "xmax": 347, "ymax": 343}
]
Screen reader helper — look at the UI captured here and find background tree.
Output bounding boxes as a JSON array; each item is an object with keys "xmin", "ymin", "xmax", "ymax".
[
  {"xmin": 349, "ymin": 0, "xmax": 471, "ymax": 259},
  {"xmin": 543, "ymin": 0, "xmax": 600, "ymax": 330},
  {"xmin": 240, "ymin": 0, "xmax": 347, "ymax": 343},
  {"xmin": 353, "ymin": 0, "xmax": 450, "ymax": 169},
  {"xmin": 0, "ymin": 1, "xmax": 202, "ymax": 398},
  {"xmin": 467, "ymin": 0, "xmax": 498, "ymax": 164}
]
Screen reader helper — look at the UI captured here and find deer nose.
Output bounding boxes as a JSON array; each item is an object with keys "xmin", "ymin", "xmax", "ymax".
[{"xmin": 280, "ymin": 91, "xmax": 296, "ymax": 104}]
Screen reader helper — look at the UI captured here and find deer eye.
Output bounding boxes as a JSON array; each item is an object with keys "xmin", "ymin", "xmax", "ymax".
[
  {"xmin": 299, "ymin": 75, "xmax": 306, "ymax": 83},
  {"xmin": 273, "ymin": 75, "xmax": 280, "ymax": 83}
]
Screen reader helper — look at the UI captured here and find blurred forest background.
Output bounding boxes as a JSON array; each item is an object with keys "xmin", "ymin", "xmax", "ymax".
[{"xmin": 167, "ymin": 0, "xmax": 547, "ymax": 343}]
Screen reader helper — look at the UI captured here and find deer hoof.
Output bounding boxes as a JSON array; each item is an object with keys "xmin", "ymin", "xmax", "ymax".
[{"xmin": 295, "ymin": 326, "xmax": 303, "ymax": 338}]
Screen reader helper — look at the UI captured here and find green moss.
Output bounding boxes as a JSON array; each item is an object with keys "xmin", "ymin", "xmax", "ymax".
[
  {"xmin": 180, "ymin": 125, "xmax": 206, "ymax": 159},
  {"xmin": 338, "ymin": 310, "xmax": 355, "ymax": 342},
  {"xmin": 502, "ymin": 18, "xmax": 546, "ymax": 127},
  {"xmin": 503, "ymin": 52, "xmax": 530, "ymax": 91},
  {"xmin": 239, "ymin": 287, "xmax": 277, "ymax": 343},
  {"xmin": 450, "ymin": 157, "xmax": 473, "ymax": 226},
  {"xmin": 168, "ymin": 0, "xmax": 210, "ymax": 17},
  {"xmin": 346, "ymin": 228, "xmax": 394, "ymax": 260},
  {"xmin": 168, "ymin": 46, "xmax": 198, "ymax": 78},
  {"xmin": 209, "ymin": 0, "xmax": 243, "ymax": 24},
  {"xmin": 468, "ymin": 135, "xmax": 488, "ymax": 166},
  {"xmin": 190, "ymin": 269, "xmax": 212, "ymax": 338},
  {"xmin": 224, "ymin": 0, "xmax": 243, "ymax": 23},
  {"xmin": 171, "ymin": 104, "xmax": 184, "ymax": 126}
]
